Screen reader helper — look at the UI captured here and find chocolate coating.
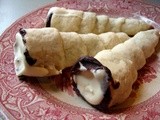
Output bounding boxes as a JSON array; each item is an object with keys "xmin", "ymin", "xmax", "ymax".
[
  {"xmin": 71, "ymin": 56, "xmax": 115, "ymax": 112},
  {"xmin": 46, "ymin": 13, "xmax": 53, "ymax": 27},
  {"xmin": 18, "ymin": 28, "xmax": 37, "ymax": 66},
  {"xmin": 72, "ymin": 56, "xmax": 108, "ymax": 74},
  {"xmin": 24, "ymin": 50, "xmax": 37, "ymax": 66},
  {"xmin": 19, "ymin": 28, "xmax": 26, "ymax": 43}
]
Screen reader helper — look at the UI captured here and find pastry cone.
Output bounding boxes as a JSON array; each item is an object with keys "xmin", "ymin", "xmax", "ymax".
[
  {"xmin": 71, "ymin": 30, "xmax": 159, "ymax": 111},
  {"xmin": 14, "ymin": 28, "xmax": 129, "ymax": 77},
  {"xmin": 46, "ymin": 7, "xmax": 152, "ymax": 36}
]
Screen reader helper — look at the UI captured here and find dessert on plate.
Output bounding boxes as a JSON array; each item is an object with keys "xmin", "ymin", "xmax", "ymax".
[
  {"xmin": 14, "ymin": 28, "xmax": 130, "ymax": 77},
  {"xmin": 71, "ymin": 29, "xmax": 159, "ymax": 111},
  {"xmin": 46, "ymin": 7, "xmax": 152, "ymax": 35},
  {"xmin": 13, "ymin": 6, "xmax": 160, "ymax": 112}
]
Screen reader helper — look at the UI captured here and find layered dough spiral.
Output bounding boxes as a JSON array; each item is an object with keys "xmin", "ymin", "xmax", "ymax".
[
  {"xmin": 14, "ymin": 28, "xmax": 129, "ymax": 77},
  {"xmin": 46, "ymin": 7, "xmax": 152, "ymax": 35},
  {"xmin": 93, "ymin": 29, "xmax": 159, "ymax": 107}
]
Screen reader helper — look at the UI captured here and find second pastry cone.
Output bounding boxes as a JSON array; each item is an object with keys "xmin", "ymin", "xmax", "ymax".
[{"xmin": 14, "ymin": 28, "xmax": 129, "ymax": 77}]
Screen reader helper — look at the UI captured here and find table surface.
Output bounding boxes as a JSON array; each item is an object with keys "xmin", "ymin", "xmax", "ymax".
[
  {"xmin": 0, "ymin": 0, "xmax": 55, "ymax": 35},
  {"xmin": 0, "ymin": 0, "xmax": 159, "ymax": 36}
]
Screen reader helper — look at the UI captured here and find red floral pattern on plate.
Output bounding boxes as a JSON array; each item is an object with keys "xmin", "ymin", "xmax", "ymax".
[{"xmin": 0, "ymin": 0, "xmax": 160, "ymax": 119}]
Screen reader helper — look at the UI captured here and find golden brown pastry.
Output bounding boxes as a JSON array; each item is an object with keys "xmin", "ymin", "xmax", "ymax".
[
  {"xmin": 14, "ymin": 28, "xmax": 129, "ymax": 77},
  {"xmin": 71, "ymin": 29, "xmax": 159, "ymax": 111},
  {"xmin": 46, "ymin": 7, "xmax": 152, "ymax": 35}
]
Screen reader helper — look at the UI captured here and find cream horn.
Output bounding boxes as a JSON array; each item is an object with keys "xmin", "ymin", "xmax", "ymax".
[
  {"xmin": 71, "ymin": 29, "xmax": 159, "ymax": 111},
  {"xmin": 14, "ymin": 28, "xmax": 129, "ymax": 77},
  {"xmin": 46, "ymin": 7, "xmax": 152, "ymax": 36}
]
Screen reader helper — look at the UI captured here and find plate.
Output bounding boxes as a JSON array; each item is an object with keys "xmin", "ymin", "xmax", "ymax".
[{"xmin": 0, "ymin": 0, "xmax": 160, "ymax": 119}]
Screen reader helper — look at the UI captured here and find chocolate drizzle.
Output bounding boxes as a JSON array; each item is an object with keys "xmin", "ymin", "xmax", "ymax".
[
  {"xmin": 46, "ymin": 13, "xmax": 53, "ymax": 27},
  {"xmin": 19, "ymin": 28, "xmax": 27, "ymax": 43},
  {"xmin": 24, "ymin": 50, "xmax": 37, "ymax": 66},
  {"xmin": 19, "ymin": 28, "xmax": 37, "ymax": 66}
]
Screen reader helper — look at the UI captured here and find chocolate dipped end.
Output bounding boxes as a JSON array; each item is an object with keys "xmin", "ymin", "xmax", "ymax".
[
  {"xmin": 46, "ymin": 13, "xmax": 53, "ymax": 27},
  {"xmin": 71, "ymin": 56, "xmax": 116, "ymax": 112},
  {"xmin": 14, "ymin": 28, "xmax": 49, "ymax": 77}
]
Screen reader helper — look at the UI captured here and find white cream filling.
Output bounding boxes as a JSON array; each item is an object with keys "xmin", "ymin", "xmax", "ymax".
[
  {"xmin": 73, "ymin": 62, "xmax": 108, "ymax": 105},
  {"xmin": 79, "ymin": 62, "xmax": 87, "ymax": 70},
  {"xmin": 14, "ymin": 32, "xmax": 49, "ymax": 77}
]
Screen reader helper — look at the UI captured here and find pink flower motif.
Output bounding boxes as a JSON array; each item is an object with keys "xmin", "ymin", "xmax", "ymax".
[
  {"xmin": 89, "ymin": 0, "xmax": 105, "ymax": 12},
  {"xmin": 82, "ymin": 113, "xmax": 96, "ymax": 120},
  {"xmin": 132, "ymin": 54, "xmax": 159, "ymax": 91},
  {"xmin": 142, "ymin": 109, "xmax": 160, "ymax": 120},
  {"xmin": 0, "ymin": 47, "xmax": 15, "ymax": 74},
  {"xmin": 130, "ymin": 54, "xmax": 159, "ymax": 98},
  {"xmin": 7, "ymin": 95, "xmax": 17, "ymax": 104},
  {"xmin": 37, "ymin": 107, "xmax": 48, "ymax": 117},
  {"xmin": 29, "ymin": 105, "xmax": 63, "ymax": 119},
  {"xmin": 137, "ymin": 65, "xmax": 157, "ymax": 84}
]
